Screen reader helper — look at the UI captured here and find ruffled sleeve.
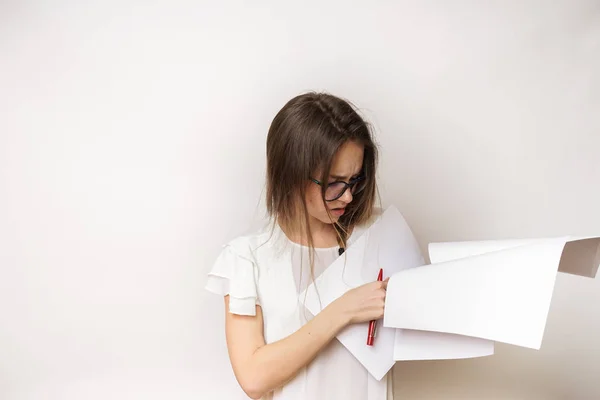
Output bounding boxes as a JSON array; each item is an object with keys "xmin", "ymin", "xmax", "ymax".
[{"xmin": 205, "ymin": 243, "xmax": 260, "ymax": 316}]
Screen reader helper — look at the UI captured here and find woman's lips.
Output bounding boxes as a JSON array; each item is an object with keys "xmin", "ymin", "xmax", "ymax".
[{"xmin": 331, "ymin": 207, "xmax": 345, "ymax": 216}]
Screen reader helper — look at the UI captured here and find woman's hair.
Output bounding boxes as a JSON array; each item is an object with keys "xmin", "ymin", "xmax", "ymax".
[{"xmin": 265, "ymin": 91, "xmax": 379, "ymax": 254}]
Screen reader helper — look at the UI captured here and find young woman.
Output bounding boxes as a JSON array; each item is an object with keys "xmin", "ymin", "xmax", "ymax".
[{"xmin": 205, "ymin": 92, "xmax": 392, "ymax": 400}]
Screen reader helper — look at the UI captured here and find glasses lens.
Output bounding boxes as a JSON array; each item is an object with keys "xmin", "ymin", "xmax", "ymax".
[
  {"xmin": 325, "ymin": 182, "xmax": 346, "ymax": 201},
  {"xmin": 352, "ymin": 177, "xmax": 367, "ymax": 194}
]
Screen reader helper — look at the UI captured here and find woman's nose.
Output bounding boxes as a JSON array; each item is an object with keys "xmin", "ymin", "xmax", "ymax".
[{"xmin": 339, "ymin": 187, "xmax": 353, "ymax": 203}]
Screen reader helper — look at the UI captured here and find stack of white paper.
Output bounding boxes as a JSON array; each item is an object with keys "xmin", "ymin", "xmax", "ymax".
[{"xmin": 299, "ymin": 206, "xmax": 600, "ymax": 380}]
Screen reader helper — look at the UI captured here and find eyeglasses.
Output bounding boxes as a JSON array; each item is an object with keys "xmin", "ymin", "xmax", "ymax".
[{"xmin": 310, "ymin": 175, "xmax": 367, "ymax": 201}]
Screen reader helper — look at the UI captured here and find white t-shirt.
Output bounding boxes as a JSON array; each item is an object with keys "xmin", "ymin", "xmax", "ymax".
[{"xmin": 205, "ymin": 212, "xmax": 394, "ymax": 400}]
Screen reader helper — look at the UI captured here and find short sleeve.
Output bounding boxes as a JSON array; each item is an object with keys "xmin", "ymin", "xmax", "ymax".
[{"xmin": 205, "ymin": 243, "xmax": 260, "ymax": 316}]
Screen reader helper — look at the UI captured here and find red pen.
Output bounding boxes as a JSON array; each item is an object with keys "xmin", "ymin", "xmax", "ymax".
[{"xmin": 367, "ymin": 268, "xmax": 383, "ymax": 346}]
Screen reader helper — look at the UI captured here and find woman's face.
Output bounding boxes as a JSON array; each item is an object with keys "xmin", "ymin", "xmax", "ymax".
[{"xmin": 305, "ymin": 140, "xmax": 365, "ymax": 226}]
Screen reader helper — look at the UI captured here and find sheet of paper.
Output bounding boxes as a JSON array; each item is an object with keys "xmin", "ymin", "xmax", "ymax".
[
  {"xmin": 384, "ymin": 236, "xmax": 600, "ymax": 349},
  {"xmin": 429, "ymin": 237, "xmax": 600, "ymax": 278},
  {"xmin": 394, "ymin": 329, "xmax": 494, "ymax": 361},
  {"xmin": 300, "ymin": 206, "xmax": 495, "ymax": 379}
]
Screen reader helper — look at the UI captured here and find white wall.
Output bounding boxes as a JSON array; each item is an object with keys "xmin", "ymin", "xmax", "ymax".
[{"xmin": 1, "ymin": 1, "xmax": 598, "ymax": 399}]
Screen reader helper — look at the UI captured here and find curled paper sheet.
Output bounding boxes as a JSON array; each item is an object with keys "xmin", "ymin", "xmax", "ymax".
[
  {"xmin": 300, "ymin": 206, "xmax": 494, "ymax": 380},
  {"xmin": 300, "ymin": 205, "xmax": 599, "ymax": 379},
  {"xmin": 384, "ymin": 235, "xmax": 600, "ymax": 349}
]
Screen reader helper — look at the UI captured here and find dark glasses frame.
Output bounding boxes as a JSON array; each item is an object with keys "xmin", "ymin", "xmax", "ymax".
[{"xmin": 310, "ymin": 175, "xmax": 366, "ymax": 201}]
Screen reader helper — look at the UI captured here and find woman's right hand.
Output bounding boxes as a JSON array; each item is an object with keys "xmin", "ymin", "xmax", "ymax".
[{"xmin": 331, "ymin": 278, "xmax": 389, "ymax": 325}]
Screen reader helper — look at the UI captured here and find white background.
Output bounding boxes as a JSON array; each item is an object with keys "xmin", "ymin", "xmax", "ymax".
[{"xmin": 1, "ymin": 1, "xmax": 599, "ymax": 399}]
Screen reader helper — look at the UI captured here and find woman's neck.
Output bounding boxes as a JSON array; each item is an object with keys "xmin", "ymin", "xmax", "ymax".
[
  {"xmin": 309, "ymin": 221, "xmax": 339, "ymax": 248},
  {"xmin": 279, "ymin": 218, "xmax": 340, "ymax": 249}
]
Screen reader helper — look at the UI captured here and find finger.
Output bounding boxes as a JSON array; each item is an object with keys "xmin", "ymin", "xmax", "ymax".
[{"xmin": 382, "ymin": 277, "xmax": 390, "ymax": 289}]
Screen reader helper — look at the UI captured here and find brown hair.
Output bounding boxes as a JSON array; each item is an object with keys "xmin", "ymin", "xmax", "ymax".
[{"xmin": 265, "ymin": 92, "xmax": 379, "ymax": 264}]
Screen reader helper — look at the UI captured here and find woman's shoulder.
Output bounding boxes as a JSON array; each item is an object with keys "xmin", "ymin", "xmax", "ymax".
[
  {"xmin": 220, "ymin": 223, "xmax": 281, "ymax": 260},
  {"xmin": 206, "ymin": 228, "xmax": 275, "ymax": 316},
  {"xmin": 221, "ymin": 231, "xmax": 263, "ymax": 251}
]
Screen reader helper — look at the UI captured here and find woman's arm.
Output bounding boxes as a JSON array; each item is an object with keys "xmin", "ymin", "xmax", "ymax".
[
  {"xmin": 225, "ymin": 297, "xmax": 346, "ymax": 399},
  {"xmin": 224, "ymin": 279, "xmax": 388, "ymax": 399}
]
